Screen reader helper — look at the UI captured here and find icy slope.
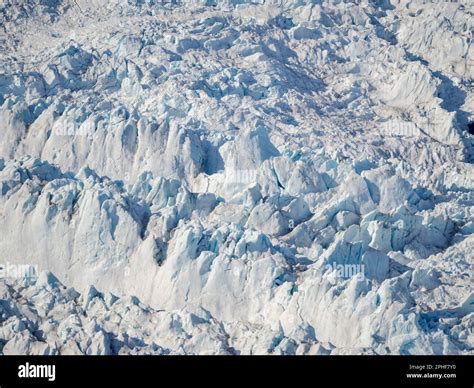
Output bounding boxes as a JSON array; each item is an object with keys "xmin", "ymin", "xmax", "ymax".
[{"xmin": 0, "ymin": 0, "xmax": 473, "ymax": 354}]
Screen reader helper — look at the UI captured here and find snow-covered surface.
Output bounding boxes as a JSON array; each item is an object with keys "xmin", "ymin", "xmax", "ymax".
[{"xmin": 0, "ymin": 0, "xmax": 473, "ymax": 355}]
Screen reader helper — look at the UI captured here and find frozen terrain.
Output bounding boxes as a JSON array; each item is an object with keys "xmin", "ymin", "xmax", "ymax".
[{"xmin": 0, "ymin": 0, "xmax": 473, "ymax": 355}]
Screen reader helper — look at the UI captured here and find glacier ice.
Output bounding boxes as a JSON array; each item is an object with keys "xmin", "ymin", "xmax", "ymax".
[{"xmin": 0, "ymin": 0, "xmax": 473, "ymax": 355}]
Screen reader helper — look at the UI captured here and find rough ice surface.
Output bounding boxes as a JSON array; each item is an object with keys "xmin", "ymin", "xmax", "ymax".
[{"xmin": 0, "ymin": 0, "xmax": 473, "ymax": 355}]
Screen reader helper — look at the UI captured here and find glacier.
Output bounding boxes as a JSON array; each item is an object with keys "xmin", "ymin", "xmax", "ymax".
[{"xmin": 0, "ymin": 0, "xmax": 472, "ymax": 355}]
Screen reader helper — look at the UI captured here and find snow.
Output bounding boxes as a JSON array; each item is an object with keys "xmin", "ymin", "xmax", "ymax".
[{"xmin": 0, "ymin": 0, "xmax": 472, "ymax": 355}]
